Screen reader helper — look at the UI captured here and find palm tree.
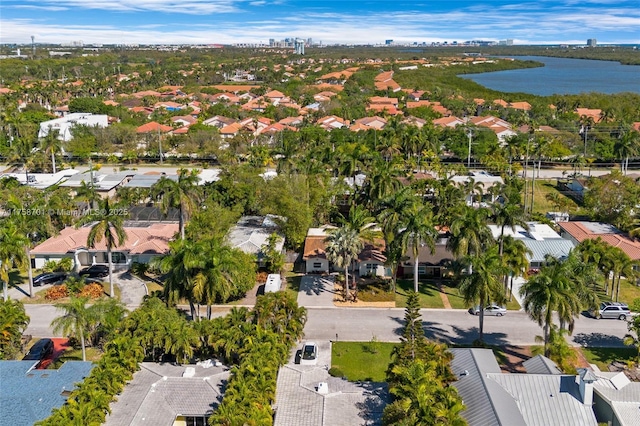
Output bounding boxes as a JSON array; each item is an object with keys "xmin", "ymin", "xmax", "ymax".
[
  {"xmin": 459, "ymin": 246, "xmax": 506, "ymax": 343},
  {"xmin": 325, "ymin": 226, "xmax": 363, "ymax": 301},
  {"xmin": 502, "ymin": 235, "xmax": 531, "ymax": 300},
  {"xmin": 151, "ymin": 168, "xmax": 200, "ymax": 240},
  {"xmin": 0, "ymin": 298, "xmax": 30, "ymax": 360},
  {"xmin": 0, "ymin": 222, "xmax": 28, "ymax": 301},
  {"xmin": 519, "ymin": 254, "xmax": 584, "ymax": 356},
  {"xmin": 40, "ymin": 127, "xmax": 63, "ymax": 174},
  {"xmin": 447, "ymin": 205, "xmax": 493, "ymax": 274},
  {"xmin": 493, "ymin": 199, "xmax": 529, "ymax": 256},
  {"xmin": 51, "ymin": 296, "xmax": 93, "ymax": 361},
  {"xmin": 399, "ymin": 203, "xmax": 438, "ymax": 293},
  {"xmin": 76, "ymin": 198, "xmax": 127, "ymax": 298}
]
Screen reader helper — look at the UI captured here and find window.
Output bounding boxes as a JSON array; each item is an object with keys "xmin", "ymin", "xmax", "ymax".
[
  {"xmin": 313, "ymin": 262, "xmax": 322, "ymax": 269},
  {"xmin": 366, "ymin": 264, "xmax": 377, "ymax": 272},
  {"xmin": 111, "ymin": 252, "xmax": 126, "ymax": 264},
  {"xmin": 183, "ymin": 416, "xmax": 208, "ymax": 426}
]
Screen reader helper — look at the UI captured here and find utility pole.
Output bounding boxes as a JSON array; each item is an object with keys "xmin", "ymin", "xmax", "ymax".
[
  {"xmin": 158, "ymin": 127, "xmax": 163, "ymax": 164},
  {"xmin": 523, "ymin": 136, "xmax": 531, "ymax": 214},
  {"xmin": 467, "ymin": 129, "xmax": 473, "ymax": 169}
]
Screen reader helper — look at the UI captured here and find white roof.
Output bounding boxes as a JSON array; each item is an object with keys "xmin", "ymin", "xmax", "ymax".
[{"xmin": 488, "ymin": 222, "xmax": 562, "ymax": 241}]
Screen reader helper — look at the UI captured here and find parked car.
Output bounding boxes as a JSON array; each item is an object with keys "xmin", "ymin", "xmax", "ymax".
[
  {"xmin": 593, "ymin": 302, "xmax": 631, "ymax": 320},
  {"xmin": 300, "ymin": 342, "xmax": 319, "ymax": 365},
  {"xmin": 469, "ymin": 305, "xmax": 507, "ymax": 316},
  {"xmin": 33, "ymin": 272, "xmax": 67, "ymax": 287},
  {"xmin": 79, "ymin": 265, "xmax": 109, "ymax": 278},
  {"xmin": 23, "ymin": 338, "xmax": 54, "ymax": 361}
]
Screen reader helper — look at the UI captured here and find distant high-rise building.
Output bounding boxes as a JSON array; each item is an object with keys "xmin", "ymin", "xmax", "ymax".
[
  {"xmin": 269, "ymin": 38, "xmax": 275, "ymax": 47},
  {"xmin": 294, "ymin": 39, "xmax": 305, "ymax": 55},
  {"xmin": 587, "ymin": 38, "xmax": 597, "ymax": 47},
  {"xmin": 385, "ymin": 39, "xmax": 394, "ymax": 45},
  {"xmin": 307, "ymin": 38, "xmax": 312, "ymax": 46}
]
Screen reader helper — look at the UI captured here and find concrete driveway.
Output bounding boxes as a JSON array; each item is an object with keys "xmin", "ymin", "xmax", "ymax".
[{"xmin": 297, "ymin": 275, "xmax": 337, "ymax": 308}]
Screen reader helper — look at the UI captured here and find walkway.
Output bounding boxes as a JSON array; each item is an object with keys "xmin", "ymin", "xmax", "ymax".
[{"xmin": 297, "ymin": 275, "xmax": 337, "ymax": 308}]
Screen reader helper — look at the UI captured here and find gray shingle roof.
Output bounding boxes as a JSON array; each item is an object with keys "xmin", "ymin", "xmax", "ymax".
[
  {"xmin": 105, "ymin": 363, "xmax": 229, "ymax": 426},
  {"xmin": 0, "ymin": 360, "xmax": 94, "ymax": 426}
]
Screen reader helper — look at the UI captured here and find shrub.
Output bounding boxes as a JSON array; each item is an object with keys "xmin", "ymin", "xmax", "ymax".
[
  {"xmin": 45, "ymin": 285, "xmax": 68, "ymax": 301},
  {"xmin": 79, "ymin": 283, "xmax": 104, "ymax": 299},
  {"xmin": 630, "ymin": 298, "xmax": 640, "ymax": 313}
]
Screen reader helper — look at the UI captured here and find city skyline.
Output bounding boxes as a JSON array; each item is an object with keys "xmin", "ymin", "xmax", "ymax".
[{"xmin": 1, "ymin": 0, "xmax": 639, "ymax": 46}]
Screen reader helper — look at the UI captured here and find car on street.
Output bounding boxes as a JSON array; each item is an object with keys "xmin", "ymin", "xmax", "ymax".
[
  {"xmin": 300, "ymin": 342, "xmax": 319, "ymax": 365},
  {"xmin": 23, "ymin": 338, "xmax": 54, "ymax": 361},
  {"xmin": 593, "ymin": 302, "xmax": 631, "ymax": 320},
  {"xmin": 469, "ymin": 305, "xmax": 507, "ymax": 316},
  {"xmin": 79, "ymin": 265, "xmax": 109, "ymax": 278},
  {"xmin": 33, "ymin": 272, "xmax": 68, "ymax": 287}
]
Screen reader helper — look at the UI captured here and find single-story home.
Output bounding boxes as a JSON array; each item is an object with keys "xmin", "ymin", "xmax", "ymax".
[
  {"xmin": 488, "ymin": 222, "xmax": 575, "ymax": 268},
  {"xmin": 0, "ymin": 361, "xmax": 95, "ymax": 426},
  {"xmin": 591, "ymin": 366, "xmax": 640, "ymax": 426},
  {"xmin": 559, "ymin": 221, "xmax": 640, "ymax": 261},
  {"xmin": 450, "ymin": 348, "xmax": 598, "ymax": 426},
  {"xmin": 104, "ymin": 362, "xmax": 229, "ymax": 426},
  {"xmin": 31, "ymin": 222, "xmax": 179, "ymax": 271},
  {"xmin": 302, "ymin": 226, "xmax": 388, "ymax": 277},
  {"xmin": 38, "ymin": 113, "xmax": 109, "ymax": 142},
  {"xmin": 226, "ymin": 216, "xmax": 285, "ymax": 267}
]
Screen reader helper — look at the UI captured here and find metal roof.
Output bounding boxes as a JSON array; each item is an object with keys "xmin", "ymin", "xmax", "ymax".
[
  {"xmin": 523, "ymin": 355, "xmax": 563, "ymax": 375},
  {"xmin": 488, "ymin": 374, "xmax": 597, "ymax": 426},
  {"xmin": 523, "ymin": 239, "xmax": 575, "ymax": 263},
  {"xmin": 0, "ymin": 360, "xmax": 94, "ymax": 426},
  {"xmin": 450, "ymin": 348, "xmax": 525, "ymax": 426}
]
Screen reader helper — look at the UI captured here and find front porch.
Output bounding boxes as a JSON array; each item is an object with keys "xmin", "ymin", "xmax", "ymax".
[{"xmin": 73, "ymin": 249, "xmax": 131, "ymax": 273}]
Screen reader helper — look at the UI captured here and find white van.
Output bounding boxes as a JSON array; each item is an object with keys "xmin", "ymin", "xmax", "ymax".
[{"xmin": 264, "ymin": 274, "xmax": 282, "ymax": 293}]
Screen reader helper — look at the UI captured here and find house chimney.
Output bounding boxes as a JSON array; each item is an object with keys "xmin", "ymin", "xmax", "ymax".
[{"xmin": 576, "ymin": 368, "xmax": 597, "ymax": 405}]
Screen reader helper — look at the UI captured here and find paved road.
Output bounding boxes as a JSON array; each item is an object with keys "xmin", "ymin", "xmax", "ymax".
[
  {"xmin": 303, "ymin": 308, "xmax": 631, "ymax": 348},
  {"xmin": 25, "ymin": 304, "xmax": 631, "ymax": 348}
]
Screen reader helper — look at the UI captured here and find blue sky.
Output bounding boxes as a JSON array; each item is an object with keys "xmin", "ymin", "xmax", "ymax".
[{"xmin": 1, "ymin": 0, "xmax": 639, "ymax": 45}]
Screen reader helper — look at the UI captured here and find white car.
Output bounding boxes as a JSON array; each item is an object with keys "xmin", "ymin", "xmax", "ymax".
[
  {"xmin": 299, "ymin": 342, "xmax": 318, "ymax": 365},
  {"xmin": 470, "ymin": 305, "xmax": 507, "ymax": 316}
]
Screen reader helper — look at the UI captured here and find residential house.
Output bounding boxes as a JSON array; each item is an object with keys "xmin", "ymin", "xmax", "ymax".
[
  {"xmin": 557, "ymin": 177, "xmax": 588, "ymax": 201},
  {"xmin": 433, "ymin": 116, "xmax": 465, "ymax": 128},
  {"xmin": 558, "ymin": 221, "xmax": 640, "ymax": 261},
  {"xmin": 59, "ymin": 170, "xmax": 135, "ymax": 198},
  {"xmin": 469, "ymin": 116, "xmax": 517, "ymax": 143},
  {"xmin": 316, "ymin": 115, "xmax": 348, "ymax": 130},
  {"xmin": 403, "ymin": 116, "xmax": 428, "ymax": 128},
  {"xmin": 203, "ymin": 115, "xmax": 237, "ymax": 129},
  {"xmin": 104, "ymin": 362, "xmax": 229, "ymax": 426},
  {"xmin": 374, "ymin": 71, "xmax": 401, "ymax": 92},
  {"xmin": 450, "ymin": 348, "xmax": 598, "ymax": 426},
  {"xmin": 0, "ymin": 361, "xmax": 95, "ymax": 426},
  {"xmin": 170, "ymin": 115, "xmax": 197, "ymax": 127},
  {"xmin": 38, "ymin": 113, "xmax": 109, "ymax": 142},
  {"xmin": 591, "ymin": 366, "xmax": 640, "ymax": 426},
  {"xmin": 406, "ymin": 100, "xmax": 451, "ymax": 116},
  {"xmin": 576, "ymin": 108, "xmax": 603, "ymax": 123},
  {"xmin": 226, "ymin": 216, "xmax": 285, "ymax": 267},
  {"xmin": 488, "ymin": 222, "xmax": 575, "ymax": 268},
  {"xmin": 351, "ymin": 116, "xmax": 387, "ymax": 130},
  {"xmin": 136, "ymin": 122, "xmax": 173, "ymax": 134},
  {"xmin": 31, "ymin": 222, "xmax": 179, "ymax": 271},
  {"xmin": 450, "ymin": 171, "xmax": 504, "ymax": 205},
  {"xmin": 153, "ymin": 101, "xmax": 183, "ymax": 112},
  {"xmin": 302, "ymin": 226, "xmax": 388, "ymax": 276}
]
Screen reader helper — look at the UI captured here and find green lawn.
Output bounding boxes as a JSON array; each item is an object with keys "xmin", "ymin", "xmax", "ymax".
[
  {"xmin": 596, "ymin": 279, "xmax": 640, "ymax": 308},
  {"xmin": 331, "ymin": 341, "xmax": 397, "ymax": 382},
  {"xmin": 396, "ymin": 279, "xmax": 444, "ymax": 308},
  {"xmin": 284, "ymin": 273, "xmax": 302, "ymax": 301},
  {"xmin": 49, "ymin": 347, "xmax": 103, "ymax": 369},
  {"xmin": 580, "ymin": 347, "xmax": 637, "ymax": 371},
  {"xmin": 528, "ymin": 178, "xmax": 583, "ymax": 215}
]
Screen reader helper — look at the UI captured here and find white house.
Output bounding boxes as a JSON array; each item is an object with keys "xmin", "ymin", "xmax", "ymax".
[{"xmin": 38, "ymin": 113, "xmax": 109, "ymax": 142}]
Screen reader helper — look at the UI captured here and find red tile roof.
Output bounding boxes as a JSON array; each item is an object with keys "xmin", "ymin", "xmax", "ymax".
[
  {"xmin": 136, "ymin": 122, "xmax": 173, "ymax": 134},
  {"xmin": 32, "ymin": 223, "xmax": 179, "ymax": 255},
  {"xmin": 559, "ymin": 221, "xmax": 640, "ymax": 260}
]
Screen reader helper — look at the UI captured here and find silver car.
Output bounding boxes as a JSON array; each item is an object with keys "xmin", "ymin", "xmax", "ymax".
[
  {"xmin": 595, "ymin": 302, "xmax": 631, "ymax": 320},
  {"xmin": 470, "ymin": 305, "xmax": 507, "ymax": 316}
]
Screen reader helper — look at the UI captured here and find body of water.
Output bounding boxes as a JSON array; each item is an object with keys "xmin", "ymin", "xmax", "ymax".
[{"xmin": 459, "ymin": 56, "xmax": 640, "ymax": 96}]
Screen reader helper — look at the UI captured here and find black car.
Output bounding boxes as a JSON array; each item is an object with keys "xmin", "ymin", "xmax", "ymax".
[
  {"xmin": 33, "ymin": 272, "xmax": 68, "ymax": 287},
  {"xmin": 79, "ymin": 265, "xmax": 109, "ymax": 278},
  {"xmin": 23, "ymin": 338, "xmax": 54, "ymax": 361}
]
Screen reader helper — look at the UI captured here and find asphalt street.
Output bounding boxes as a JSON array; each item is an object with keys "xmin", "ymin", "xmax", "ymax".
[{"xmin": 25, "ymin": 304, "xmax": 631, "ymax": 348}]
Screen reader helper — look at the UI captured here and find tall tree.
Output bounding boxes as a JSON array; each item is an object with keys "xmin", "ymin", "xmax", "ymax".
[
  {"xmin": 76, "ymin": 198, "xmax": 127, "ymax": 298},
  {"xmin": 459, "ymin": 245, "xmax": 506, "ymax": 343},
  {"xmin": 40, "ymin": 127, "xmax": 63, "ymax": 174},
  {"xmin": 399, "ymin": 202, "xmax": 438, "ymax": 293},
  {"xmin": 51, "ymin": 296, "xmax": 93, "ymax": 361},
  {"xmin": 151, "ymin": 168, "xmax": 200, "ymax": 240},
  {"xmin": 0, "ymin": 221, "xmax": 28, "ymax": 301},
  {"xmin": 325, "ymin": 226, "xmax": 362, "ymax": 301},
  {"xmin": 0, "ymin": 299, "xmax": 30, "ymax": 359},
  {"xmin": 447, "ymin": 205, "xmax": 493, "ymax": 273}
]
